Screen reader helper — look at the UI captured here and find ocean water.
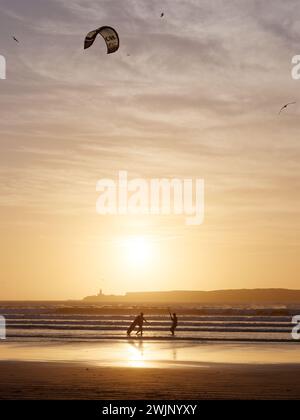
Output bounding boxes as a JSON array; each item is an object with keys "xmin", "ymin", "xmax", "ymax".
[{"xmin": 0, "ymin": 302, "xmax": 299, "ymax": 342}]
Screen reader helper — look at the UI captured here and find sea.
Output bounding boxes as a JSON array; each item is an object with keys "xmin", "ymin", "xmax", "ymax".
[{"xmin": 1, "ymin": 301, "xmax": 300, "ymax": 342}]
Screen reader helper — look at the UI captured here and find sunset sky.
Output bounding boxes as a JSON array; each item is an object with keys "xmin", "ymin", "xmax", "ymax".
[{"xmin": 0, "ymin": 0, "xmax": 299, "ymax": 300}]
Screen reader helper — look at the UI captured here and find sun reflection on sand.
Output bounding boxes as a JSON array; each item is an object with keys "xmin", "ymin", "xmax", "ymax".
[
  {"xmin": 127, "ymin": 340, "xmax": 147, "ymax": 368},
  {"xmin": 1, "ymin": 341, "xmax": 300, "ymax": 368}
]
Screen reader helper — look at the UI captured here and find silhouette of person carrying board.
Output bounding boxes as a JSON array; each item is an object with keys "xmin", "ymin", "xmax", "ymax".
[
  {"xmin": 169, "ymin": 312, "xmax": 178, "ymax": 336},
  {"xmin": 127, "ymin": 312, "xmax": 148, "ymax": 337}
]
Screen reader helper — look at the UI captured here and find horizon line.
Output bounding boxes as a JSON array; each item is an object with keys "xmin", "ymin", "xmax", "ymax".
[{"xmin": 2, "ymin": 287, "xmax": 300, "ymax": 302}]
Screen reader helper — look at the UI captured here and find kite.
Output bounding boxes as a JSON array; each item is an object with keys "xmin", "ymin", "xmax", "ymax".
[
  {"xmin": 278, "ymin": 102, "xmax": 296, "ymax": 115},
  {"xmin": 84, "ymin": 26, "xmax": 119, "ymax": 54}
]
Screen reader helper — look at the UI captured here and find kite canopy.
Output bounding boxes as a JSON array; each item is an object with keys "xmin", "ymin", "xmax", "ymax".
[{"xmin": 84, "ymin": 26, "xmax": 119, "ymax": 54}]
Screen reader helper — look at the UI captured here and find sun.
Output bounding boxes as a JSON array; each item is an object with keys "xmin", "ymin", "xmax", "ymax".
[{"xmin": 121, "ymin": 236, "xmax": 154, "ymax": 268}]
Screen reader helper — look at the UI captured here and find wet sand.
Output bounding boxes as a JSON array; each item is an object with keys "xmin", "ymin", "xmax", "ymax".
[
  {"xmin": 1, "ymin": 340, "xmax": 300, "ymax": 366},
  {"xmin": 1, "ymin": 341, "xmax": 300, "ymax": 399},
  {"xmin": 1, "ymin": 361, "xmax": 300, "ymax": 400}
]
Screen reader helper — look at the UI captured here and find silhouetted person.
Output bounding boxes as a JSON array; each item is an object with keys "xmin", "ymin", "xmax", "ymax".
[
  {"xmin": 127, "ymin": 312, "xmax": 148, "ymax": 336},
  {"xmin": 170, "ymin": 312, "xmax": 178, "ymax": 336},
  {"xmin": 135, "ymin": 312, "xmax": 148, "ymax": 336}
]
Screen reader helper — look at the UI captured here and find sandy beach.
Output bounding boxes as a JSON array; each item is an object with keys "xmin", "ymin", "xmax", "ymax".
[
  {"xmin": 1, "ymin": 361, "xmax": 300, "ymax": 400},
  {"xmin": 1, "ymin": 341, "xmax": 300, "ymax": 399}
]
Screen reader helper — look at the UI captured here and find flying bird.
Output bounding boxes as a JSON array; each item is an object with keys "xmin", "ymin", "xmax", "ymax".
[
  {"xmin": 160, "ymin": 12, "xmax": 164, "ymax": 18},
  {"xmin": 278, "ymin": 102, "xmax": 296, "ymax": 115},
  {"xmin": 12, "ymin": 36, "xmax": 19, "ymax": 43}
]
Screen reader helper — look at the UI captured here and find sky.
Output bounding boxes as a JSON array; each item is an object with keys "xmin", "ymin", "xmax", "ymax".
[{"xmin": 0, "ymin": 0, "xmax": 299, "ymax": 300}]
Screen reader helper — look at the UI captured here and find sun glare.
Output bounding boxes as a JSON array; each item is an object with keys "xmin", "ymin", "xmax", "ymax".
[{"xmin": 121, "ymin": 236, "xmax": 154, "ymax": 268}]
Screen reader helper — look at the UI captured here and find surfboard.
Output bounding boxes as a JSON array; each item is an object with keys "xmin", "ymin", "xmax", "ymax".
[{"xmin": 127, "ymin": 319, "xmax": 139, "ymax": 335}]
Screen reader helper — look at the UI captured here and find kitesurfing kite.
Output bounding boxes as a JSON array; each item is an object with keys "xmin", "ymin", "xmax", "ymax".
[
  {"xmin": 278, "ymin": 102, "xmax": 296, "ymax": 115},
  {"xmin": 84, "ymin": 26, "xmax": 119, "ymax": 54}
]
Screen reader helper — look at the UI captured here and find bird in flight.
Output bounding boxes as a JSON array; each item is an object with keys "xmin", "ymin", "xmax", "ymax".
[
  {"xmin": 12, "ymin": 36, "xmax": 19, "ymax": 43},
  {"xmin": 278, "ymin": 102, "xmax": 296, "ymax": 115},
  {"xmin": 160, "ymin": 12, "xmax": 164, "ymax": 18}
]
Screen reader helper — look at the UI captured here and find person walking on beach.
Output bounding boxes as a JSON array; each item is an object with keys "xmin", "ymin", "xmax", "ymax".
[
  {"xmin": 169, "ymin": 311, "xmax": 178, "ymax": 336},
  {"xmin": 135, "ymin": 312, "xmax": 148, "ymax": 337},
  {"xmin": 127, "ymin": 312, "xmax": 148, "ymax": 337}
]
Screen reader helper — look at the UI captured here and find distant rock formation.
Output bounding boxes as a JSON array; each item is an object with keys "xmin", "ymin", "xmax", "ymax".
[{"xmin": 83, "ymin": 289, "xmax": 300, "ymax": 304}]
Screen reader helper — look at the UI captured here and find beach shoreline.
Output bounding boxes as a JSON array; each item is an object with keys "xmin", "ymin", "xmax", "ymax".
[
  {"xmin": 0, "ymin": 340, "xmax": 300, "ymax": 399},
  {"xmin": 1, "ymin": 360, "xmax": 300, "ymax": 400}
]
